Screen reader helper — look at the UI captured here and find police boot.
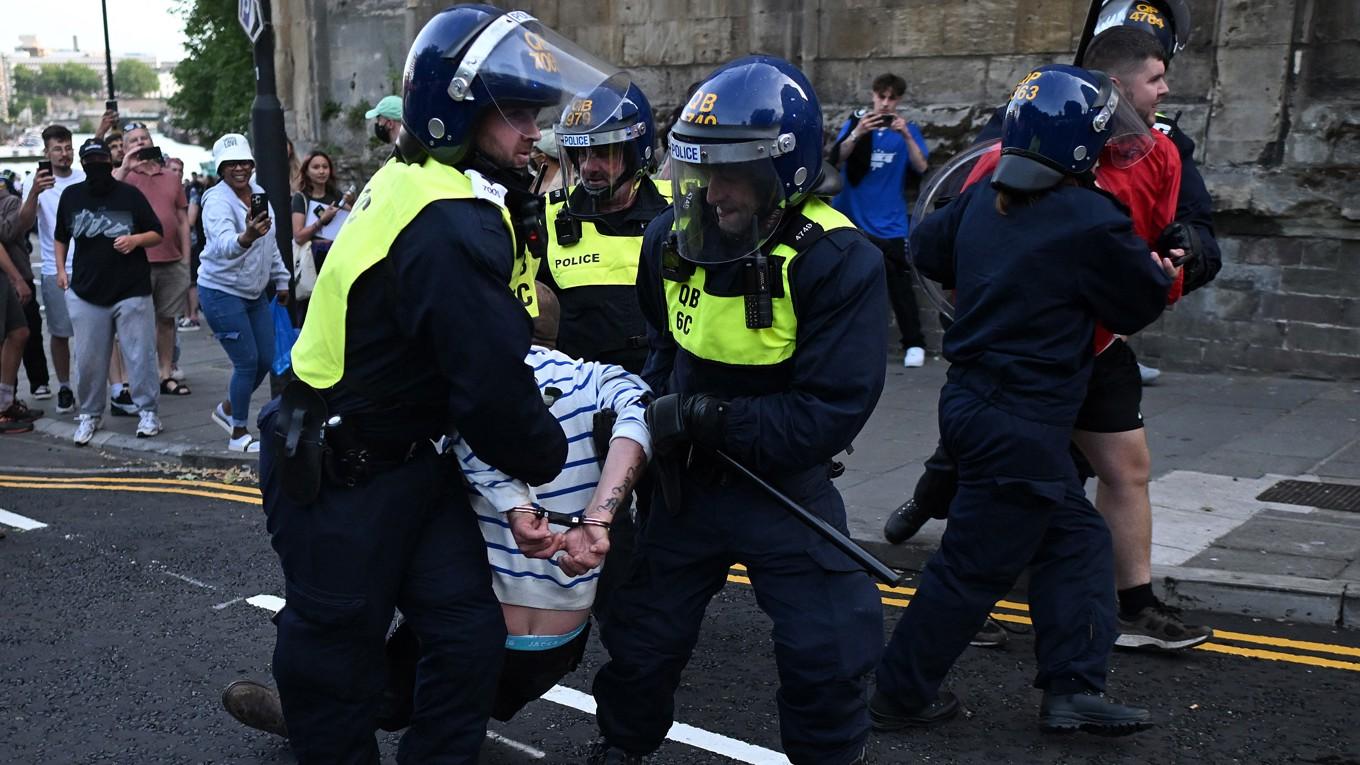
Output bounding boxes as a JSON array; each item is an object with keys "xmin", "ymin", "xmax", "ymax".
[
  {"xmin": 882, "ymin": 498, "xmax": 934, "ymax": 545},
  {"xmin": 868, "ymin": 688, "xmax": 960, "ymax": 731},
  {"xmin": 221, "ymin": 680, "xmax": 288, "ymax": 738},
  {"xmin": 1039, "ymin": 691, "xmax": 1153, "ymax": 736},
  {"xmin": 586, "ymin": 739, "xmax": 647, "ymax": 764}
]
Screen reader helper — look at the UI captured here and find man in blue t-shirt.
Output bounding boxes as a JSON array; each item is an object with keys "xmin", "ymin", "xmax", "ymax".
[{"xmin": 830, "ymin": 73, "xmax": 930, "ymax": 367}]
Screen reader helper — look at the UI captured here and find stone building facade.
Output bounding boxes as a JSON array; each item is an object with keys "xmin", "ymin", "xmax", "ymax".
[{"xmin": 270, "ymin": 0, "xmax": 1359, "ymax": 378}]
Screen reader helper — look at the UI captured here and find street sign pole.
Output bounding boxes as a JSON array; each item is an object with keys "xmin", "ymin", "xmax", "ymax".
[{"xmin": 240, "ymin": 0, "xmax": 297, "ymax": 323}]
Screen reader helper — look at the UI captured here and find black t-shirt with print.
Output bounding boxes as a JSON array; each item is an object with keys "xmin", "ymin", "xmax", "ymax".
[{"xmin": 54, "ymin": 180, "xmax": 162, "ymax": 306}]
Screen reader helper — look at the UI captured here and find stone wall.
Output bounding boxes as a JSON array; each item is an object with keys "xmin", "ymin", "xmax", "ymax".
[{"xmin": 271, "ymin": 0, "xmax": 1360, "ymax": 378}]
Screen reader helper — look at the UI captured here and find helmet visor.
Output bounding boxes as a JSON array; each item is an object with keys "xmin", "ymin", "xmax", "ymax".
[
  {"xmin": 552, "ymin": 90, "xmax": 641, "ymax": 217},
  {"xmin": 669, "ymin": 137, "xmax": 788, "ymax": 266},
  {"xmin": 1097, "ymin": 88, "xmax": 1155, "ymax": 169},
  {"xmin": 450, "ymin": 12, "xmax": 620, "ymax": 141}
]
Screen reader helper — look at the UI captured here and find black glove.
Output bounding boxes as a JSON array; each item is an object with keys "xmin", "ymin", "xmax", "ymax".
[
  {"xmin": 1156, "ymin": 221, "xmax": 1202, "ymax": 268},
  {"xmin": 646, "ymin": 393, "xmax": 728, "ymax": 456}
]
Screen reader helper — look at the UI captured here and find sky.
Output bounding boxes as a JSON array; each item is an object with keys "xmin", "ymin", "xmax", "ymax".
[{"xmin": 0, "ymin": 0, "xmax": 190, "ymax": 62}]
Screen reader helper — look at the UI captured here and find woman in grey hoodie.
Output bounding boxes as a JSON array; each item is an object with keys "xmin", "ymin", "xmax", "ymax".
[{"xmin": 199, "ymin": 134, "xmax": 290, "ymax": 452}]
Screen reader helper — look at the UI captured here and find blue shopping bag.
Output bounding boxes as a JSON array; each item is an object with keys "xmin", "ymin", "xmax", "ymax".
[{"xmin": 271, "ymin": 298, "xmax": 300, "ymax": 376}]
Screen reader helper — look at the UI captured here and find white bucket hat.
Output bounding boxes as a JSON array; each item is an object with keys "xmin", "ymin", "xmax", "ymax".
[{"xmin": 212, "ymin": 133, "xmax": 255, "ymax": 173}]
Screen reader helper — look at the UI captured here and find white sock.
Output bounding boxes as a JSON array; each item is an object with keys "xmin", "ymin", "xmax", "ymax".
[
  {"xmin": 111, "ymin": 382, "xmax": 126, "ymax": 398},
  {"xmin": 58, "ymin": 380, "xmax": 70, "ymax": 391},
  {"xmin": 0, "ymin": 383, "xmax": 14, "ymax": 411}
]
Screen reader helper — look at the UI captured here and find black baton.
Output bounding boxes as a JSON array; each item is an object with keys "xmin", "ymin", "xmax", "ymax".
[{"xmin": 713, "ymin": 449, "xmax": 904, "ymax": 587}]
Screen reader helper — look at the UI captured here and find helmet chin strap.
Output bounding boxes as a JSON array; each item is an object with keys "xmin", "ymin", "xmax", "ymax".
[{"xmin": 461, "ymin": 148, "xmax": 534, "ymax": 193}]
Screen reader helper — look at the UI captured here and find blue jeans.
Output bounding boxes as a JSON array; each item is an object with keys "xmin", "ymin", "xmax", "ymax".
[{"xmin": 198, "ymin": 286, "xmax": 273, "ymax": 429}]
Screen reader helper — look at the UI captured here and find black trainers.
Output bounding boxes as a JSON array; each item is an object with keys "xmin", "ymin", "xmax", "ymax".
[
  {"xmin": 586, "ymin": 739, "xmax": 647, "ymax": 764},
  {"xmin": 869, "ymin": 689, "xmax": 960, "ymax": 731},
  {"xmin": 1116, "ymin": 603, "xmax": 1212, "ymax": 651},
  {"xmin": 969, "ymin": 617, "xmax": 1008, "ymax": 648},
  {"xmin": 1039, "ymin": 690, "xmax": 1153, "ymax": 736},
  {"xmin": 221, "ymin": 680, "xmax": 288, "ymax": 738},
  {"xmin": 883, "ymin": 498, "xmax": 934, "ymax": 544},
  {"xmin": 0, "ymin": 408, "xmax": 34, "ymax": 434},
  {"xmin": 3, "ymin": 400, "xmax": 43, "ymax": 422},
  {"xmin": 55, "ymin": 387, "xmax": 75, "ymax": 414},
  {"xmin": 110, "ymin": 389, "xmax": 137, "ymax": 417}
]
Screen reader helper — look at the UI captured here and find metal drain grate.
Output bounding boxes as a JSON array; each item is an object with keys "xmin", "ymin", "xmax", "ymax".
[{"xmin": 1256, "ymin": 480, "xmax": 1360, "ymax": 513}]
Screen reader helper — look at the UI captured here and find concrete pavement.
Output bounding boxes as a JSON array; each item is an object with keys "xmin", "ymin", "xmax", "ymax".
[{"xmin": 15, "ymin": 326, "xmax": 1360, "ymax": 627}]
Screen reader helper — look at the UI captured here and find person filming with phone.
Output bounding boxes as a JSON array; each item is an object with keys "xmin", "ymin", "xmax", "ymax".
[
  {"xmin": 114, "ymin": 123, "xmax": 193, "ymax": 398},
  {"xmin": 829, "ymin": 73, "xmax": 931, "ymax": 369},
  {"xmin": 290, "ymin": 150, "xmax": 353, "ymax": 273},
  {"xmin": 199, "ymin": 133, "xmax": 290, "ymax": 453}
]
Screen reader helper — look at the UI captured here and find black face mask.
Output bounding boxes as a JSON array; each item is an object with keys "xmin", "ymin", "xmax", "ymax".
[
  {"xmin": 374, "ymin": 121, "xmax": 391, "ymax": 143},
  {"xmin": 84, "ymin": 163, "xmax": 115, "ymax": 195}
]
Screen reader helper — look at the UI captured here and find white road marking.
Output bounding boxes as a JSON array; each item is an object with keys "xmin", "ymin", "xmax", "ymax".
[
  {"xmin": 242, "ymin": 596, "xmax": 793, "ymax": 764},
  {"xmin": 485, "ymin": 730, "xmax": 546, "ymax": 759},
  {"xmin": 0, "ymin": 508, "xmax": 48, "ymax": 531},
  {"xmin": 542, "ymin": 685, "xmax": 792, "ymax": 765},
  {"xmin": 160, "ymin": 569, "xmax": 216, "ymax": 589},
  {"xmin": 213, "ymin": 597, "xmax": 245, "ymax": 610},
  {"xmin": 246, "ymin": 594, "xmax": 286, "ymax": 613}
]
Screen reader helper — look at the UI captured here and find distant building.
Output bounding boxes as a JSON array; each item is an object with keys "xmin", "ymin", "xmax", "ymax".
[{"xmin": 0, "ymin": 54, "xmax": 10, "ymax": 122}]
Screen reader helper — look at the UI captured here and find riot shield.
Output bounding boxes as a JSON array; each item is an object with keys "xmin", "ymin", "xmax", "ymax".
[{"xmin": 909, "ymin": 138, "xmax": 1000, "ymax": 321}]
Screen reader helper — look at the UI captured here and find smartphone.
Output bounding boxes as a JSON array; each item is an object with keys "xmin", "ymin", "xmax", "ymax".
[
  {"xmin": 250, "ymin": 193, "xmax": 269, "ymax": 219},
  {"xmin": 37, "ymin": 160, "xmax": 52, "ymax": 175},
  {"xmin": 106, "ymin": 99, "xmax": 118, "ymax": 112},
  {"xmin": 136, "ymin": 146, "xmax": 164, "ymax": 163},
  {"xmin": 313, "ymin": 204, "xmax": 326, "ymax": 218}
]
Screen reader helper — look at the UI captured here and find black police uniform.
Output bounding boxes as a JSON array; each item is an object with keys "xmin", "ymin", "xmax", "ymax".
[
  {"xmin": 1155, "ymin": 112, "xmax": 1221, "ymax": 292},
  {"xmin": 592, "ymin": 205, "xmax": 887, "ymax": 764},
  {"xmin": 260, "ymin": 192, "xmax": 567, "ymax": 764},
  {"xmin": 877, "ymin": 179, "xmax": 1171, "ymax": 707}
]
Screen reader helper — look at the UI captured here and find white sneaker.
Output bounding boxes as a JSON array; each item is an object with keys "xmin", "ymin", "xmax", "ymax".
[
  {"xmin": 1138, "ymin": 362, "xmax": 1161, "ymax": 385},
  {"xmin": 136, "ymin": 410, "xmax": 162, "ymax": 438},
  {"xmin": 228, "ymin": 433, "xmax": 261, "ymax": 453},
  {"xmin": 904, "ymin": 347, "xmax": 926, "ymax": 368},
  {"xmin": 73, "ymin": 415, "xmax": 101, "ymax": 446},
  {"xmin": 32, "ymin": 384, "xmax": 52, "ymax": 400},
  {"xmin": 211, "ymin": 403, "xmax": 233, "ymax": 434}
]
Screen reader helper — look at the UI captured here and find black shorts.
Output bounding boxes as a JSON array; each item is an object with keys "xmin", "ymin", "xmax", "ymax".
[
  {"xmin": 492, "ymin": 622, "xmax": 591, "ymax": 721},
  {"xmin": 1074, "ymin": 339, "xmax": 1144, "ymax": 433}
]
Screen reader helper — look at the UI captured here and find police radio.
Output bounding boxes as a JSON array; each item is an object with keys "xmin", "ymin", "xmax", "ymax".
[
  {"xmin": 743, "ymin": 252, "xmax": 774, "ymax": 329},
  {"xmin": 554, "ymin": 208, "xmax": 582, "ymax": 247},
  {"xmin": 661, "ymin": 233, "xmax": 695, "ymax": 282},
  {"xmin": 505, "ymin": 189, "xmax": 548, "ymax": 262}
]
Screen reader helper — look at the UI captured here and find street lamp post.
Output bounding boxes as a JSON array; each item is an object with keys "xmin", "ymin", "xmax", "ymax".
[{"xmin": 241, "ymin": 0, "xmax": 297, "ymax": 322}]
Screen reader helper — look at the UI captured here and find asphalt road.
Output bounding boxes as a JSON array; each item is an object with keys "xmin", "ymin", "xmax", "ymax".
[{"xmin": 1, "ymin": 442, "xmax": 1357, "ymax": 765}]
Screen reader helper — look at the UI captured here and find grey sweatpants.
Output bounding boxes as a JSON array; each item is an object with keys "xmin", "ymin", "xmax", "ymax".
[{"xmin": 66, "ymin": 291, "xmax": 159, "ymax": 417}]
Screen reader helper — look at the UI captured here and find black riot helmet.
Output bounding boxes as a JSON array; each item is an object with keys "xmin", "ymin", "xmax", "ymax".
[{"xmin": 1093, "ymin": 0, "xmax": 1191, "ymax": 61}]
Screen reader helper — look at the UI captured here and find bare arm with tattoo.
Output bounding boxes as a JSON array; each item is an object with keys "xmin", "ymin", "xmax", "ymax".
[{"xmin": 558, "ymin": 437, "xmax": 647, "ymax": 576}]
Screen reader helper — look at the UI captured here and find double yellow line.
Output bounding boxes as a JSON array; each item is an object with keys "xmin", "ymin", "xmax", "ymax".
[
  {"xmin": 728, "ymin": 565, "xmax": 1360, "ymax": 673},
  {"xmin": 4, "ymin": 472, "xmax": 1356, "ymax": 673},
  {"xmin": 0, "ymin": 473, "xmax": 261, "ymax": 505}
]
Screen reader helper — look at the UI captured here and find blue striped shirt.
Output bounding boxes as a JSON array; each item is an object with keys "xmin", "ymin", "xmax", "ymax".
[{"xmin": 452, "ymin": 346, "xmax": 651, "ymax": 611}]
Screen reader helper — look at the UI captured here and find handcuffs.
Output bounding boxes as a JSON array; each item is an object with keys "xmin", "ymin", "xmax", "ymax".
[{"xmin": 506, "ymin": 505, "xmax": 612, "ymax": 532}]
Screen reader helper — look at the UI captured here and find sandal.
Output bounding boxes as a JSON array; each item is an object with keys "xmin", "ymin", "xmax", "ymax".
[{"xmin": 161, "ymin": 378, "xmax": 192, "ymax": 396}]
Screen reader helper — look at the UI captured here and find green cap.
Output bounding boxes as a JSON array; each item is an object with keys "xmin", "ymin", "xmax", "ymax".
[{"xmin": 364, "ymin": 95, "xmax": 402, "ymax": 120}]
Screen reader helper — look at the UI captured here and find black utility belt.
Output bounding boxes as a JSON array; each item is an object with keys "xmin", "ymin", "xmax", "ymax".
[{"xmin": 323, "ymin": 428, "xmax": 434, "ymax": 489}]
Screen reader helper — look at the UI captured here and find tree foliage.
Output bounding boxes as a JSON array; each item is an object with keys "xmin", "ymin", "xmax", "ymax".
[
  {"xmin": 11, "ymin": 63, "xmax": 104, "ymax": 98},
  {"xmin": 169, "ymin": 0, "xmax": 254, "ymax": 142},
  {"xmin": 116, "ymin": 59, "xmax": 161, "ymax": 98}
]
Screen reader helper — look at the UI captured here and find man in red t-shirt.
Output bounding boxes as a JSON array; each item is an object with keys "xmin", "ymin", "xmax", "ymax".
[{"xmin": 116, "ymin": 124, "xmax": 192, "ymax": 396}]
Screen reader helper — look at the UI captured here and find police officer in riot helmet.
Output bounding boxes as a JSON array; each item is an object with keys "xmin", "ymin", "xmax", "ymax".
[
  {"xmin": 874, "ymin": 64, "xmax": 1174, "ymax": 736},
  {"xmin": 253, "ymin": 6, "xmax": 626, "ymax": 762},
  {"xmin": 588, "ymin": 55, "xmax": 887, "ymax": 765},
  {"xmin": 541, "ymin": 79, "xmax": 668, "ymax": 374}
]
